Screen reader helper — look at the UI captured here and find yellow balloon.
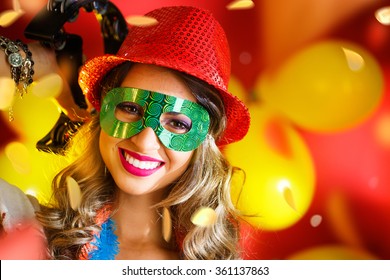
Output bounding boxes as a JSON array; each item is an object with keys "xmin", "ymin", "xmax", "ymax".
[
  {"xmin": 2, "ymin": 90, "xmax": 61, "ymax": 142},
  {"xmin": 228, "ymin": 75, "xmax": 250, "ymax": 106},
  {"xmin": 225, "ymin": 103, "xmax": 315, "ymax": 231},
  {"xmin": 257, "ymin": 40, "xmax": 384, "ymax": 132},
  {"xmin": 0, "ymin": 93, "xmax": 65, "ymax": 203},
  {"xmin": 0, "ymin": 141, "xmax": 64, "ymax": 203},
  {"xmin": 288, "ymin": 245, "xmax": 377, "ymax": 260}
]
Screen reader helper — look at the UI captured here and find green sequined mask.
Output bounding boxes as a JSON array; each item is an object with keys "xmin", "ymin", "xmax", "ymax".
[{"xmin": 100, "ymin": 87, "xmax": 210, "ymax": 151}]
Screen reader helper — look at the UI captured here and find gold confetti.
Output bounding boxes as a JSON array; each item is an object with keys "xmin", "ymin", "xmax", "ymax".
[
  {"xmin": 31, "ymin": 74, "xmax": 63, "ymax": 98},
  {"xmin": 66, "ymin": 176, "xmax": 81, "ymax": 211},
  {"xmin": 162, "ymin": 207, "xmax": 172, "ymax": 243},
  {"xmin": 327, "ymin": 192, "xmax": 362, "ymax": 247},
  {"xmin": 310, "ymin": 214, "xmax": 323, "ymax": 227},
  {"xmin": 342, "ymin": 48, "xmax": 365, "ymax": 71},
  {"xmin": 277, "ymin": 179, "xmax": 297, "ymax": 211},
  {"xmin": 375, "ymin": 6, "xmax": 390, "ymax": 25},
  {"xmin": 126, "ymin": 15, "xmax": 158, "ymax": 27},
  {"xmin": 282, "ymin": 187, "xmax": 297, "ymax": 211},
  {"xmin": 226, "ymin": 0, "xmax": 255, "ymax": 10},
  {"xmin": 0, "ymin": 9, "xmax": 25, "ymax": 27},
  {"xmin": 191, "ymin": 207, "xmax": 217, "ymax": 227},
  {"xmin": 5, "ymin": 142, "xmax": 31, "ymax": 174},
  {"xmin": 375, "ymin": 113, "xmax": 390, "ymax": 148},
  {"xmin": 12, "ymin": 0, "xmax": 21, "ymax": 11},
  {"xmin": 0, "ymin": 77, "xmax": 15, "ymax": 110}
]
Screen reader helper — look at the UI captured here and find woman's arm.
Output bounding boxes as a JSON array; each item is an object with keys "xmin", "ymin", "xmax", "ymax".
[{"xmin": 0, "ymin": 40, "xmax": 90, "ymax": 121}]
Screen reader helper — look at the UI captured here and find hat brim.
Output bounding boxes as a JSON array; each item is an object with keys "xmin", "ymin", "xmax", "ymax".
[
  {"xmin": 78, "ymin": 55, "xmax": 250, "ymax": 146},
  {"xmin": 79, "ymin": 55, "xmax": 129, "ymax": 110}
]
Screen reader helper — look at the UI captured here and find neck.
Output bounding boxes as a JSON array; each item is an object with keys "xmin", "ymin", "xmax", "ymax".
[
  {"xmin": 111, "ymin": 188, "xmax": 179, "ymax": 259},
  {"xmin": 112, "ymin": 188, "xmax": 166, "ymax": 243}
]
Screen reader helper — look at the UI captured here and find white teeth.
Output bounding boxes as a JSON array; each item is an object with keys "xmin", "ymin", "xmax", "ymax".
[{"xmin": 124, "ymin": 152, "xmax": 161, "ymax": 170}]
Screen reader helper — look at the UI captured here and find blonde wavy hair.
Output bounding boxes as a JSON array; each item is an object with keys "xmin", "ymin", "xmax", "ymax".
[{"xmin": 37, "ymin": 62, "xmax": 243, "ymax": 260}]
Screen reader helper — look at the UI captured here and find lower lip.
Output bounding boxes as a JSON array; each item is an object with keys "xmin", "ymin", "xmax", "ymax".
[{"xmin": 118, "ymin": 150, "xmax": 163, "ymax": 177}]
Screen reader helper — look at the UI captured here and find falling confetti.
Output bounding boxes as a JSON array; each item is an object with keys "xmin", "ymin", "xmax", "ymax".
[
  {"xmin": 282, "ymin": 187, "xmax": 297, "ymax": 211},
  {"xmin": 375, "ymin": 6, "xmax": 390, "ymax": 25},
  {"xmin": 374, "ymin": 114, "xmax": 390, "ymax": 148},
  {"xmin": 0, "ymin": 77, "xmax": 15, "ymax": 110},
  {"xmin": 342, "ymin": 48, "xmax": 365, "ymax": 71},
  {"xmin": 310, "ymin": 214, "xmax": 323, "ymax": 227},
  {"xmin": 190, "ymin": 207, "xmax": 217, "ymax": 227},
  {"xmin": 0, "ymin": 0, "xmax": 25, "ymax": 27},
  {"xmin": 31, "ymin": 74, "xmax": 63, "ymax": 98},
  {"xmin": 277, "ymin": 179, "xmax": 297, "ymax": 211},
  {"xmin": 5, "ymin": 142, "xmax": 31, "ymax": 174},
  {"xmin": 66, "ymin": 176, "xmax": 81, "ymax": 211},
  {"xmin": 327, "ymin": 192, "xmax": 363, "ymax": 247},
  {"xmin": 0, "ymin": 10, "xmax": 25, "ymax": 27},
  {"xmin": 162, "ymin": 207, "xmax": 172, "ymax": 243},
  {"xmin": 126, "ymin": 15, "xmax": 158, "ymax": 27},
  {"xmin": 226, "ymin": 0, "xmax": 255, "ymax": 10}
]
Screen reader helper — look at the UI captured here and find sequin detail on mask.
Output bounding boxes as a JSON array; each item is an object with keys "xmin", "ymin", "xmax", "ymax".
[{"xmin": 100, "ymin": 87, "xmax": 210, "ymax": 151}]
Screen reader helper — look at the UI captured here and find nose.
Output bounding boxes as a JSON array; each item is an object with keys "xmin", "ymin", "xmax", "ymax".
[{"xmin": 129, "ymin": 127, "xmax": 161, "ymax": 152}]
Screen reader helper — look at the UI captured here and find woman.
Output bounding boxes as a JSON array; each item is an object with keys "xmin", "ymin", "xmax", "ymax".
[{"xmin": 2, "ymin": 5, "xmax": 250, "ymax": 260}]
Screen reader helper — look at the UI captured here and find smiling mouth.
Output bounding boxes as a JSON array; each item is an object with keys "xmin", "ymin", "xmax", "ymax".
[
  {"xmin": 119, "ymin": 149, "xmax": 164, "ymax": 177},
  {"xmin": 123, "ymin": 151, "xmax": 162, "ymax": 170}
]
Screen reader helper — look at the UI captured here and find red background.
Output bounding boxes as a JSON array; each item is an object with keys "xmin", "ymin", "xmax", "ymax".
[{"xmin": 1, "ymin": 0, "xmax": 389, "ymax": 259}]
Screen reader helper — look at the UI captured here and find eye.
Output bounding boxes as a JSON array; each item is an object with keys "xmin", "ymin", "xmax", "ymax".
[
  {"xmin": 161, "ymin": 112, "xmax": 192, "ymax": 134},
  {"xmin": 115, "ymin": 102, "xmax": 143, "ymax": 122}
]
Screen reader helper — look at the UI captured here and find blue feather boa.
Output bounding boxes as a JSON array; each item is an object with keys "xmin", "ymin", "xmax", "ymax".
[{"xmin": 88, "ymin": 218, "xmax": 119, "ymax": 260}]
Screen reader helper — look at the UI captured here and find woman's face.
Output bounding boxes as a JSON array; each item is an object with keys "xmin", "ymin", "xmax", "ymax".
[{"xmin": 99, "ymin": 64, "xmax": 195, "ymax": 196}]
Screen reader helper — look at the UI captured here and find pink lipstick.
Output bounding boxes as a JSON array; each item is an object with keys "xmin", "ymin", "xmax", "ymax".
[{"xmin": 119, "ymin": 148, "xmax": 164, "ymax": 177}]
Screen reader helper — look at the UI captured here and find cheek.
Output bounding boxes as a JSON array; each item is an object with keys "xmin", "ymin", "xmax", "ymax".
[{"xmin": 167, "ymin": 149, "xmax": 194, "ymax": 171}]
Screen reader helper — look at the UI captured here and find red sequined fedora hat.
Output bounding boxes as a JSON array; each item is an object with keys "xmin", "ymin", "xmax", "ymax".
[{"xmin": 79, "ymin": 5, "xmax": 250, "ymax": 146}]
